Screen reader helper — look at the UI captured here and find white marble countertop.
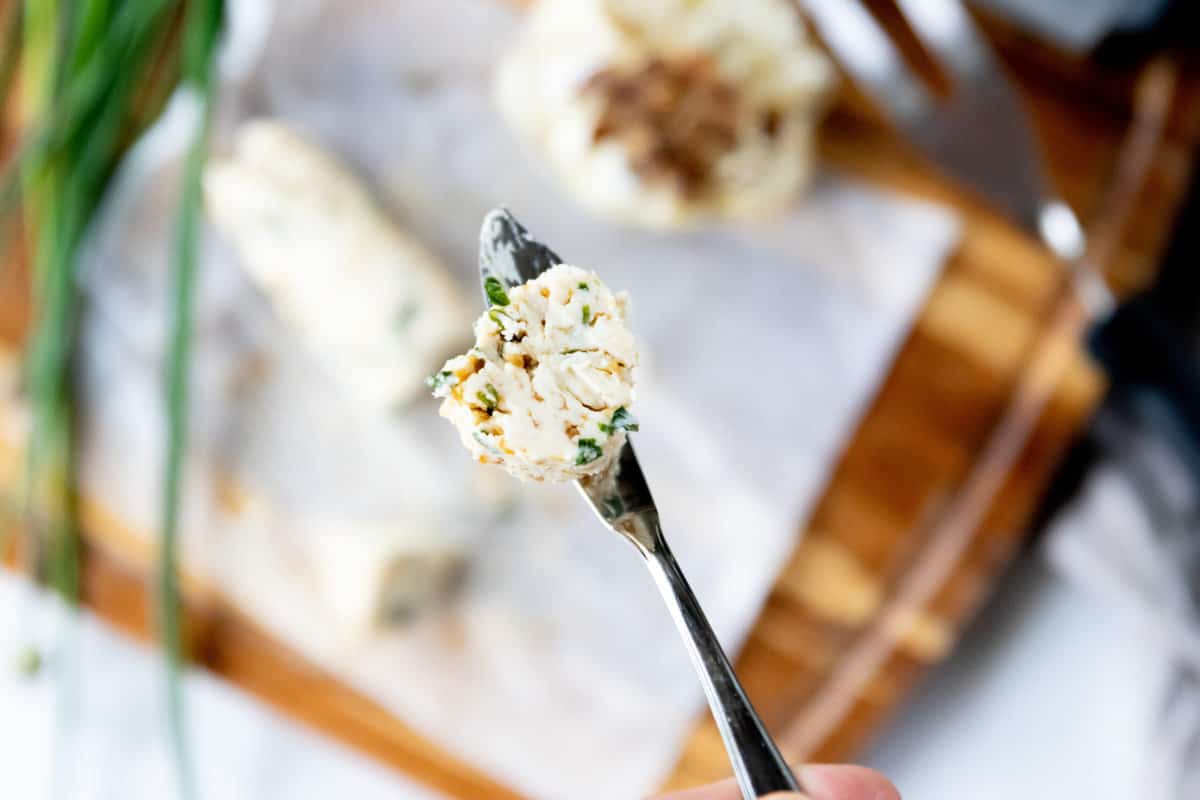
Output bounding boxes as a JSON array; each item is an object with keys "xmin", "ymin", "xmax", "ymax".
[
  {"xmin": 0, "ymin": 573, "xmax": 445, "ymax": 800},
  {"xmin": 1, "ymin": 549, "xmax": 1160, "ymax": 800},
  {"xmin": 867, "ymin": 556, "xmax": 1156, "ymax": 800}
]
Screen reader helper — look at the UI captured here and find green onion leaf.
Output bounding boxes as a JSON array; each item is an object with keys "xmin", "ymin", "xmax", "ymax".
[
  {"xmin": 471, "ymin": 430, "xmax": 496, "ymax": 453},
  {"xmin": 598, "ymin": 406, "xmax": 638, "ymax": 434},
  {"xmin": 426, "ymin": 370, "xmax": 457, "ymax": 395},
  {"xmin": 8, "ymin": 3, "xmax": 222, "ymax": 800},
  {"xmin": 581, "ymin": 304, "xmax": 591, "ymax": 325},
  {"xmin": 575, "ymin": 438, "xmax": 603, "ymax": 465},
  {"xmin": 161, "ymin": 4, "xmax": 224, "ymax": 799},
  {"xmin": 476, "ymin": 382, "xmax": 500, "ymax": 412},
  {"xmin": 484, "ymin": 276, "xmax": 510, "ymax": 306},
  {"xmin": 577, "ymin": 282, "xmax": 589, "ymax": 290}
]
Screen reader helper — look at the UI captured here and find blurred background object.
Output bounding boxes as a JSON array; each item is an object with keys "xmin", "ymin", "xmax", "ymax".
[
  {"xmin": 494, "ymin": 0, "xmax": 834, "ymax": 228},
  {"xmin": 1, "ymin": 0, "xmax": 1200, "ymax": 798},
  {"xmin": 1, "ymin": 1, "xmax": 222, "ymax": 796},
  {"xmin": 866, "ymin": 176, "xmax": 1200, "ymax": 796},
  {"xmin": 974, "ymin": 0, "xmax": 1172, "ymax": 52}
]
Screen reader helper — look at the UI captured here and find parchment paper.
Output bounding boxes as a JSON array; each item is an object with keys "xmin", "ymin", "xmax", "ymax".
[{"xmin": 74, "ymin": 1, "xmax": 960, "ymax": 796}]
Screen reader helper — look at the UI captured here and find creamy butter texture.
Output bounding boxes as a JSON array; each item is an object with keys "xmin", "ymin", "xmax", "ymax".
[
  {"xmin": 433, "ymin": 264, "xmax": 638, "ymax": 482},
  {"xmin": 205, "ymin": 121, "xmax": 472, "ymax": 415},
  {"xmin": 495, "ymin": 0, "xmax": 833, "ymax": 229}
]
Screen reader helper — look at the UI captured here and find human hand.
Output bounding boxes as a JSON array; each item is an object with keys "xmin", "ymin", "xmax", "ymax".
[{"xmin": 652, "ymin": 764, "xmax": 899, "ymax": 800}]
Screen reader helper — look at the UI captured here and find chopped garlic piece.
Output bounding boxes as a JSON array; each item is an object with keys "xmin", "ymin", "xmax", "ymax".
[{"xmin": 433, "ymin": 264, "xmax": 638, "ymax": 483}]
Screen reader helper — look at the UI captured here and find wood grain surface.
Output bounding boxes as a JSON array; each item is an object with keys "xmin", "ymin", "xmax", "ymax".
[{"xmin": 3, "ymin": 4, "xmax": 1200, "ymax": 797}]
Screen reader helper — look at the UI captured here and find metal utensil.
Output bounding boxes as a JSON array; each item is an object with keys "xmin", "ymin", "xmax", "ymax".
[
  {"xmin": 801, "ymin": 0, "xmax": 1112, "ymax": 314},
  {"xmin": 755, "ymin": 0, "xmax": 1193, "ymax": 757},
  {"xmin": 478, "ymin": 208, "xmax": 806, "ymax": 800},
  {"xmin": 802, "ymin": 0, "xmax": 1200, "ymax": 489}
]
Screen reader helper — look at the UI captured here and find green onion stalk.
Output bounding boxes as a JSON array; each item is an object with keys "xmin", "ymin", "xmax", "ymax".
[
  {"xmin": 162, "ymin": 1, "xmax": 222, "ymax": 797},
  {"xmin": 3, "ymin": 1, "xmax": 224, "ymax": 797}
]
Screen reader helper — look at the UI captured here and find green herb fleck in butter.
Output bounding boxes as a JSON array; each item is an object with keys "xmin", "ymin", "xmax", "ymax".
[
  {"xmin": 598, "ymin": 406, "xmax": 639, "ymax": 434},
  {"xmin": 476, "ymin": 382, "xmax": 500, "ymax": 412},
  {"xmin": 484, "ymin": 276, "xmax": 510, "ymax": 306},
  {"xmin": 426, "ymin": 370, "xmax": 458, "ymax": 395},
  {"xmin": 575, "ymin": 438, "xmax": 603, "ymax": 465}
]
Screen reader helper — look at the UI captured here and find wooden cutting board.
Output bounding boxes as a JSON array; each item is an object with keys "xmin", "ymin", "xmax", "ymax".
[{"xmin": 3, "ymin": 5, "xmax": 1200, "ymax": 798}]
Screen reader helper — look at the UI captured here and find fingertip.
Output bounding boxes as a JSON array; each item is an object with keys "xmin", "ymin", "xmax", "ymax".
[{"xmin": 797, "ymin": 764, "xmax": 900, "ymax": 800}]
